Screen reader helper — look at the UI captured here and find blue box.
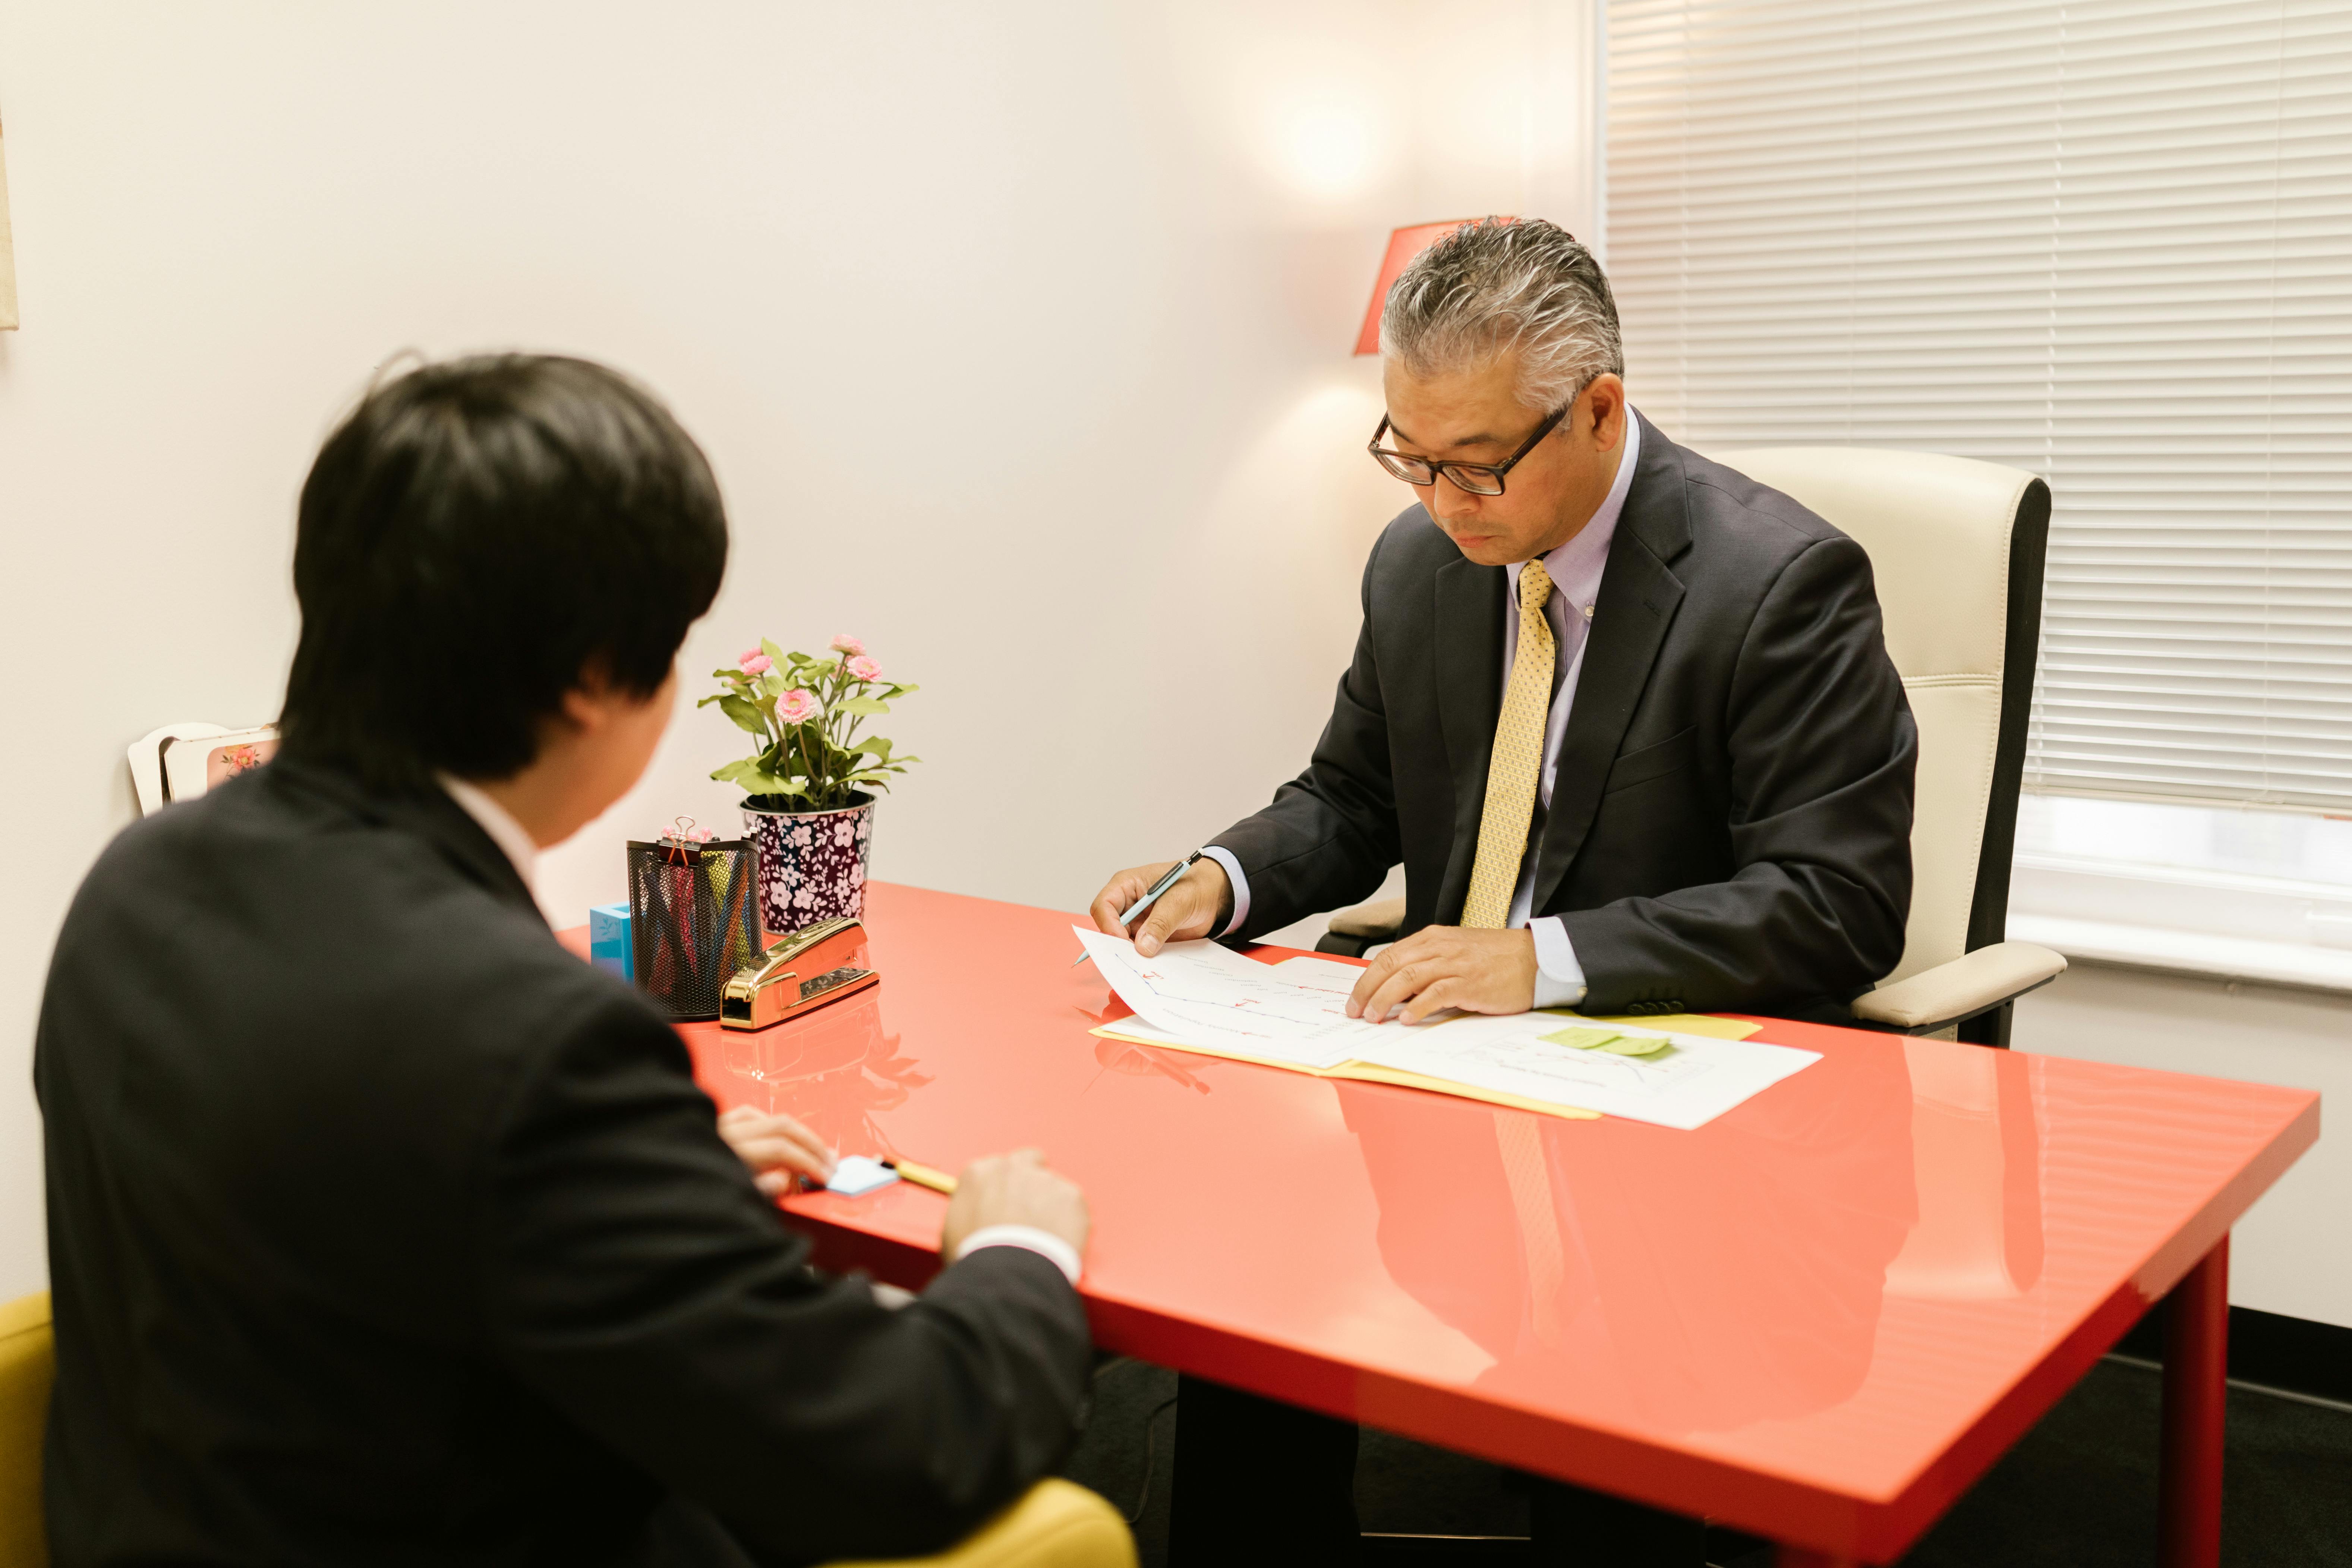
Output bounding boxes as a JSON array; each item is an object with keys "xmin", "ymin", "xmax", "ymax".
[{"xmin": 589, "ymin": 902, "xmax": 633, "ymax": 981}]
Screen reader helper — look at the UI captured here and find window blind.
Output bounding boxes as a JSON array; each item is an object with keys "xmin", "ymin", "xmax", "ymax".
[{"xmin": 1607, "ymin": 0, "xmax": 2352, "ymax": 812}]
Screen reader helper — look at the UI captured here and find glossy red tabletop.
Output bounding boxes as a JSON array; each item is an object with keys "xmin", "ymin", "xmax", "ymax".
[{"xmin": 609, "ymin": 883, "xmax": 2318, "ymax": 1563}]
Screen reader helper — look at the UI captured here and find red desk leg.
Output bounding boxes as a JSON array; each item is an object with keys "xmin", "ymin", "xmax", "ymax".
[{"xmin": 2160, "ymin": 1234, "xmax": 2230, "ymax": 1568}]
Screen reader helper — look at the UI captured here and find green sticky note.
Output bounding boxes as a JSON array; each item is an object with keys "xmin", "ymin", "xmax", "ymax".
[
  {"xmin": 1540, "ymin": 1025, "xmax": 1626, "ymax": 1051},
  {"xmin": 1602, "ymin": 1034, "xmax": 1674, "ymax": 1057}
]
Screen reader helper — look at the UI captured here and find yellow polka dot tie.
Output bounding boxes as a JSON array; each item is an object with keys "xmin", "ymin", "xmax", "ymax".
[{"xmin": 1461, "ymin": 562, "xmax": 1555, "ymax": 929}]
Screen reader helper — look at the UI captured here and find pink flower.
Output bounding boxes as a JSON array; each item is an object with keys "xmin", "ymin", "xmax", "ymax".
[
  {"xmin": 775, "ymin": 688, "xmax": 820, "ymax": 725},
  {"xmin": 846, "ymin": 656, "xmax": 882, "ymax": 682},
  {"xmin": 737, "ymin": 647, "xmax": 765, "ymax": 668},
  {"xmin": 740, "ymin": 653, "xmax": 772, "ymax": 675},
  {"xmin": 829, "ymin": 634, "xmax": 865, "ymax": 657}
]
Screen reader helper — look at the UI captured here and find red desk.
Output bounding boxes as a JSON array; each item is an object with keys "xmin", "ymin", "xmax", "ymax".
[{"xmin": 630, "ymin": 883, "xmax": 2318, "ymax": 1567}]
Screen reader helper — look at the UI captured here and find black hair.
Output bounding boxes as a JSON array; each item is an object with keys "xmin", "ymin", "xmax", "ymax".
[{"xmin": 278, "ymin": 353, "xmax": 728, "ymax": 791}]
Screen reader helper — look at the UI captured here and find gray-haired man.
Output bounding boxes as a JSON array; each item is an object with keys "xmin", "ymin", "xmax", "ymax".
[{"xmin": 1088, "ymin": 220, "xmax": 1916, "ymax": 1562}]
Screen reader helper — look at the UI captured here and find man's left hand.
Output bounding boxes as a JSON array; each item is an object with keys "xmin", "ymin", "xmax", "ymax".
[
  {"xmin": 718, "ymin": 1104, "xmax": 839, "ymax": 1197},
  {"xmin": 1347, "ymin": 925, "xmax": 1538, "ymax": 1025}
]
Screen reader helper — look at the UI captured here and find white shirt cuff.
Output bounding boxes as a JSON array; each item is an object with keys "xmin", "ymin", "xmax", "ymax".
[
  {"xmin": 1198, "ymin": 845, "xmax": 1250, "ymax": 938},
  {"xmin": 1530, "ymin": 916, "xmax": 1589, "ymax": 1009},
  {"xmin": 953, "ymin": 1224, "xmax": 1083, "ymax": 1285}
]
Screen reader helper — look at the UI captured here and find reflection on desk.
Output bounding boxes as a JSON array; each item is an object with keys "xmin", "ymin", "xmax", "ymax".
[
  {"xmin": 699, "ymin": 990, "xmax": 931, "ymax": 1163},
  {"xmin": 1343, "ymin": 1034, "xmax": 1917, "ymax": 1436}
]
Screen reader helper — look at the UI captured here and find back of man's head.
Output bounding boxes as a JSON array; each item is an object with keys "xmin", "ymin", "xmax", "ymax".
[
  {"xmin": 1381, "ymin": 217, "xmax": 1623, "ymax": 414},
  {"xmin": 280, "ymin": 354, "xmax": 728, "ymax": 792}
]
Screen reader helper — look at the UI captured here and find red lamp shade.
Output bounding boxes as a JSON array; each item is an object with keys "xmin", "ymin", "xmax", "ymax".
[{"xmin": 1354, "ymin": 218, "xmax": 1501, "ymax": 356}]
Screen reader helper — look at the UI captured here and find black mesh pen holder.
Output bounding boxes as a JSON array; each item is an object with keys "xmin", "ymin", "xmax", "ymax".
[{"xmin": 627, "ymin": 823, "xmax": 763, "ymax": 1022}]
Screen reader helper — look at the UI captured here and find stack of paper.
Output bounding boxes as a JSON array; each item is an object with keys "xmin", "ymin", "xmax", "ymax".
[{"xmin": 1072, "ymin": 926, "xmax": 1819, "ymax": 1131}]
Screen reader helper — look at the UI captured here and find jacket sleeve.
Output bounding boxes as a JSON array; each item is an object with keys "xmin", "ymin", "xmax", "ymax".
[
  {"xmin": 475, "ymin": 997, "xmax": 1093, "ymax": 1564},
  {"xmin": 1208, "ymin": 537, "xmax": 1405, "ymax": 939},
  {"xmin": 1559, "ymin": 535, "xmax": 1917, "ymax": 1013}
]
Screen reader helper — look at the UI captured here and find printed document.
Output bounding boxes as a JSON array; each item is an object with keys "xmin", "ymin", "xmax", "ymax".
[
  {"xmin": 1073, "ymin": 926, "xmax": 1818, "ymax": 1130},
  {"xmin": 1072, "ymin": 925, "xmax": 1380, "ymax": 1069},
  {"xmin": 1349, "ymin": 1011, "xmax": 1817, "ymax": 1132}
]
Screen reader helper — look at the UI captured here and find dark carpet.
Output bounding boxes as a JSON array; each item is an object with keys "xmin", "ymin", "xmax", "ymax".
[{"xmin": 1060, "ymin": 1355, "xmax": 2352, "ymax": 1566}]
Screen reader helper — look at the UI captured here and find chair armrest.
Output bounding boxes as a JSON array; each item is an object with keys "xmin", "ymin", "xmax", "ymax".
[
  {"xmin": 827, "ymin": 1477, "xmax": 1137, "ymax": 1567},
  {"xmin": 1327, "ymin": 896, "xmax": 1406, "ymax": 939},
  {"xmin": 1315, "ymin": 896, "xmax": 1407, "ymax": 958},
  {"xmin": 1850, "ymin": 941, "xmax": 2068, "ymax": 1035}
]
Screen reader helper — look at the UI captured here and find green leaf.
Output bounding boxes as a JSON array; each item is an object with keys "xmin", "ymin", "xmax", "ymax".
[
  {"xmin": 760, "ymin": 671, "xmax": 788, "ymax": 698},
  {"xmin": 717, "ymin": 695, "xmax": 770, "ymax": 736},
  {"xmin": 743, "ymin": 770, "xmax": 806, "ymax": 798},
  {"xmin": 761, "ymin": 638, "xmax": 787, "ymax": 666},
  {"xmin": 837, "ymin": 696, "xmax": 890, "ymax": 716},
  {"xmin": 889, "ymin": 682, "xmax": 920, "ymax": 696},
  {"xmin": 710, "ymin": 758, "xmax": 754, "ymax": 783},
  {"xmin": 848, "ymin": 737, "xmax": 893, "ymax": 760}
]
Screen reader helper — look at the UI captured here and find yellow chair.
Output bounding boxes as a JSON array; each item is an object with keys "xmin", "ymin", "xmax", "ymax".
[
  {"xmin": 0, "ymin": 1291, "xmax": 1128, "ymax": 1568},
  {"xmin": 0, "ymin": 1292, "xmax": 52, "ymax": 1568},
  {"xmin": 827, "ymin": 1481, "xmax": 1136, "ymax": 1568}
]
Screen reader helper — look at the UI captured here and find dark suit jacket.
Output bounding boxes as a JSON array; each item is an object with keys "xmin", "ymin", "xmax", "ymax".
[
  {"xmin": 35, "ymin": 759, "xmax": 1091, "ymax": 1567},
  {"xmin": 1213, "ymin": 413, "xmax": 1916, "ymax": 1018}
]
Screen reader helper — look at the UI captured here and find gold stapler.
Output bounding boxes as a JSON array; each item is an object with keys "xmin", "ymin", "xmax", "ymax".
[{"xmin": 720, "ymin": 917, "xmax": 878, "ymax": 1030}]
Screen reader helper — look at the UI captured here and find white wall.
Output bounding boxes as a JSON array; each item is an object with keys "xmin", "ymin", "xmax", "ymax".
[
  {"xmin": 0, "ymin": 1, "xmax": 1599, "ymax": 1297},
  {"xmin": 2013, "ymin": 962, "xmax": 2352, "ymax": 1330}
]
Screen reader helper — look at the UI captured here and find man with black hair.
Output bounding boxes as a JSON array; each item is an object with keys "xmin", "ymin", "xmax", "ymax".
[{"xmin": 36, "ymin": 354, "xmax": 1104, "ymax": 1567}]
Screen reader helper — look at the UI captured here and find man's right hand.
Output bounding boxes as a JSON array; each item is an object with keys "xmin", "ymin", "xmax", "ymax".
[
  {"xmin": 940, "ymin": 1148, "xmax": 1091, "ymax": 1259},
  {"xmin": 1088, "ymin": 857, "xmax": 1233, "ymax": 956}
]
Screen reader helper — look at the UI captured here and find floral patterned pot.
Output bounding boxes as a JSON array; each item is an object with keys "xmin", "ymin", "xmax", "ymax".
[{"xmin": 744, "ymin": 791, "xmax": 876, "ymax": 933}]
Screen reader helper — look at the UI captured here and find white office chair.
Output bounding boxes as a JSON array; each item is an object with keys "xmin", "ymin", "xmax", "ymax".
[{"xmin": 1318, "ymin": 447, "xmax": 2066, "ymax": 1045}]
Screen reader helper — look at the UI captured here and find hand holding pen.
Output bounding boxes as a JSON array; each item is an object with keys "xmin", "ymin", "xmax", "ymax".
[{"xmin": 1079, "ymin": 849, "xmax": 1235, "ymax": 962}]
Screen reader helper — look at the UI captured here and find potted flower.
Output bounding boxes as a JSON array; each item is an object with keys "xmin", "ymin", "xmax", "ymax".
[{"xmin": 702, "ymin": 634, "xmax": 919, "ymax": 931}]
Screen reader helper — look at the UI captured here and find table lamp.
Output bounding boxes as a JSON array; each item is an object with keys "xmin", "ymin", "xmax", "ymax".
[{"xmin": 1353, "ymin": 218, "xmax": 1500, "ymax": 355}]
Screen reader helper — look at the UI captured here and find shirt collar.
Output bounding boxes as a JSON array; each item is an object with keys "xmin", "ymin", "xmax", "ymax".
[
  {"xmin": 437, "ymin": 774, "xmax": 541, "ymax": 894},
  {"xmin": 1512, "ymin": 406, "xmax": 1643, "ymax": 608}
]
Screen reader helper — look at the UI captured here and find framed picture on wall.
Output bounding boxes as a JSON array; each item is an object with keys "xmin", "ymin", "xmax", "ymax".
[
  {"xmin": 128, "ymin": 723, "xmax": 280, "ymax": 816},
  {"xmin": 0, "ymin": 108, "xmax": 16, "ymax": 330}
]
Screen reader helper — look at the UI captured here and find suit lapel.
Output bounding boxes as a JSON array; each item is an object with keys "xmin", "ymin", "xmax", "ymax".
[
  {"xmin": 1432, "ymin": 553, "xmax": 1506, "ymax": 921},
  {"xmin": 1527, "ymin": 414, "xmax": 1692, "ymax": 915}
]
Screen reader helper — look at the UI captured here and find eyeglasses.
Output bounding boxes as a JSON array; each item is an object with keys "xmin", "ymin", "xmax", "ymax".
[{"xmin": 1368, "ymin": 404, "xmax": 1569, "ymax": 496}]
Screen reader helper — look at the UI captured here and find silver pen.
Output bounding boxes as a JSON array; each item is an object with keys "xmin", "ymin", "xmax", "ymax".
[{"xmin": 1071, "ymin": 848, "xmax": 1208, "ymax": 966}]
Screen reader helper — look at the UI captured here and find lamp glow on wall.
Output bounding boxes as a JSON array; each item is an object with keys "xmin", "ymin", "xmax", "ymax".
[{"xmin": 1353, "ymin": 218, "xmax": 1503, "ymax": 355}]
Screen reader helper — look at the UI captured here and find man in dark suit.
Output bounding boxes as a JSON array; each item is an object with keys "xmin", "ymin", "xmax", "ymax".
[
  {"xmin": 1088, "ymin": 220, "xmax": 1914, "ymax": 1564},
  {"xmin": 38, "ymin": 355, "xmax": 1102, "ymax": 1567}
]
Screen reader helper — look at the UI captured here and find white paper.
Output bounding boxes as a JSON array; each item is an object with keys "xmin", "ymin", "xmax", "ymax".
[
  {"xmin": 1349, "ymin": 1012, "xmax": 1820, "ymax": 1132},
  {"xmin": 1073, "ymin": 927, "xmax": 1820, "ymax": 1130},
  {"xmin": 1265, "ymin": 955, "xmax": 1375, "ymax": 994},
  {"xmin": 1073, "ymin": 926, "xmax": 1394, "ymax": 1069}
]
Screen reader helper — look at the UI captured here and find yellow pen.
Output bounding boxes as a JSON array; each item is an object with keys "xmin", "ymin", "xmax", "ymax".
[{"xmin": 884, "ymin": 1158, "xmax": 958, "ymax": 1195}]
